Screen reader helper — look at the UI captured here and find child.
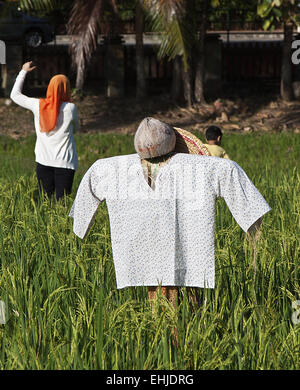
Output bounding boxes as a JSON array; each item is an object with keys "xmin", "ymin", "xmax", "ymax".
[{"xmin": 204, "ymin": 125, "xmax": 230, "ymax": 159}]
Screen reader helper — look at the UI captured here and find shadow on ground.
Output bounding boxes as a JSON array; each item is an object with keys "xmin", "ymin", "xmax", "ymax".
[{"xmin": 1, "ymin": 80, "xmax": 300, "ymax": 138}]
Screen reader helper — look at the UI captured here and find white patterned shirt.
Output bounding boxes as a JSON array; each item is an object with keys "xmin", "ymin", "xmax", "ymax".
[{"xmin": 69, "ymin": 153, "xmax": 271, "ymax": 289}]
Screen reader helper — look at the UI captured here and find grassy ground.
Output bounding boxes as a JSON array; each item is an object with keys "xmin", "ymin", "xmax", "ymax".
[{"xmin": 0, "ymin": 131, "xmax": 299, "ymax": 369}]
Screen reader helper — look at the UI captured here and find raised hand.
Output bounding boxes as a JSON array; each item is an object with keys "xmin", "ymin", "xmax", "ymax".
[{"xmin": 22, "ymin": 61, "xmax": 37, "ymax": 72}]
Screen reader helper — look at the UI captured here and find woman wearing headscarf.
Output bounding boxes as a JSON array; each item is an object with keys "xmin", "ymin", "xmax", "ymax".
[{"xmin": 10, "ymin": 61, "xmax": 78, "ymax": 200}]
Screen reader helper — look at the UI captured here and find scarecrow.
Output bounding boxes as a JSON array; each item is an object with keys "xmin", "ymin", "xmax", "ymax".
[
  {"xmin": 136, "ymin": 119, "xmax": 211, "ymax": 308},
  {"xmin": 69, "ymin": 118, "xmax": 270, "ymax": 309}
]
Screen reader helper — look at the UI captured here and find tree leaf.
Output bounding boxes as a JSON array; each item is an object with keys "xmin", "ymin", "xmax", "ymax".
[
  {"xmin": 294, "ymin": 14, "xmax": 300, "ymax": 25},
  {"xmin": 263, "ymin": 16, "xmax": 274, "ymax": 30},
  {"xmin": 272, "ymin": 8, "xmax": 282, "ymax": 18},
  {"xmin": 211, "ymin": 0, "xmax": 220, "ymax": 8},
  {"xmin": 20, "ymin": 0, "xmax": 57, "ymax": 12},
  {"xmin": 257, "ymin": 2, "xmax": 272, "ymax": 18},
  {"xmin": 143, "ymin": 0, "xmax": 191, "ymax": 70},
  {"xmin": 272, "ymin": 0, "xmax": 282, "ymax": 7}
]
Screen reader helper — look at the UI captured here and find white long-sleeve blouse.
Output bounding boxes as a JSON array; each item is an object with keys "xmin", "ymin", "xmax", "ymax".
[
  {"xmin": 10, "ymin": 70, "xmax": 79, "ymax": 170},
  {"xmin": 70, "ymin": 153, "xmax": 271, "ymax": 289}
]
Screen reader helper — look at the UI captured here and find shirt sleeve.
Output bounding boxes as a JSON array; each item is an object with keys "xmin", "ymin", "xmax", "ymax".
[
  {"xmin": 69, "ymin": 161, "xmax": 105, "ymax": 239},
  {"xmin": 10, "ymin": 70, "xmax": 39, "ymax": 112},
  {"xmin": 71, "ymin": 104, "xmax": 79, "ymax": 133},
  {"xmin": 218, "ymin": 161, "xmax": 271, "ymax": 233}
]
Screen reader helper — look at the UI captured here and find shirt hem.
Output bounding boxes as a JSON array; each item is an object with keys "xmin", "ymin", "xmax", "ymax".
[
  {"xmin": 35, "ymin": 159, "xmax": 77, "ymax": 170},
  {"xmin": 241, "ymin": 206, "xmax": 271, "ymax": 233},
  {"xmin": 116, "ymin": 282, "xmax": 215, "ymax": 290}
]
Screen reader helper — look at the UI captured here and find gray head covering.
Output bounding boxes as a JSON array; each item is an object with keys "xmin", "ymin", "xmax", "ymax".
[{"xmin": 134, "ymin": 117, "xmax": 176, "ymax": 159}]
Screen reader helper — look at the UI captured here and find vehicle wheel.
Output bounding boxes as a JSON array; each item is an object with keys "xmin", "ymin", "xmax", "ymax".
[{"xmin": 25, "ymin": 30, "xmax": 43, "ymax": 48}]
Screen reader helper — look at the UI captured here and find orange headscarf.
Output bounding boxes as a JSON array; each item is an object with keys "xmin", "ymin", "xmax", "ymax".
[{"xmin": 39, "ymin": 74, "xmax": 71, "ymax": 133}]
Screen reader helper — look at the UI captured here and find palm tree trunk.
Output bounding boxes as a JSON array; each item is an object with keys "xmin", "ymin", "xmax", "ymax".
[
  {"xmin": 76, "ymin": 70, "xmax": 85, "ymax": 91},
  {"xmin": 182, "ymin": 66, "xmax": 193, "ymax": 108},
  {"xmin": 136, "ymin": 0, "xmax": 146, "ymax": 98},
  {"xmin": 171, "ymin": 55, "xmax": 182, "ymax": 102},
  {"xmin": 182, "ymin": 0, "xmax": 193, "ymax": 107},
  {"xmin": 75, "ymin": 46, "xmax": 86, "ymax": 91},
  {"xmin": 194, "ymin": 0, "xmax": 207, "ymax": 104},
  {"xmin": 281, "ymin": 22, "xmax": 294, "ymax": 101}
]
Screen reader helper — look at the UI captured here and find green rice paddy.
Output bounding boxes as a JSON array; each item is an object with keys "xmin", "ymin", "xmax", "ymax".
[{"xmin": 0, "ymin": 131, "xmax": 299, "ymax": 369}]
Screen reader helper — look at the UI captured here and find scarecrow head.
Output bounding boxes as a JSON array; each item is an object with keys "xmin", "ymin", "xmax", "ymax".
[
  {"xmin": 134, "ymin": 117, "xmax": 211, "ymax": 158},
  {"xmin": 134, "ymin": 117, "xmax": 176, "ymax": 159}
]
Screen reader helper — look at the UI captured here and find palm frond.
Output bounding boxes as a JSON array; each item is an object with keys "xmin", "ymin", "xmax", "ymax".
[
  {"xmin": 67, "ymin": 0, "xmax": 104, "ymax": 88},
  {"xmin": 67, "ymin": 0, "xmax": 119, "ymax": 89},
  {"xmin": 19, "ymin": 0, "xmax": 58, "ymax": 12},
  {"xmin": 143, "ymin": 0, "xmax": 192, "ymax": 70}
]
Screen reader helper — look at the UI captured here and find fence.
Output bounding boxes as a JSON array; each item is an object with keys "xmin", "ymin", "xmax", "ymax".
[
  {"xmin": 222, "ymin": 40, "xmax": 282, "ymax": 82},
  {"xmin": 9, "ymin": 37, "xmax": 296, "ymax": 96},
  {"xmin": 22, "ymin": 43, "xmax": 173, "ymax": 95}
]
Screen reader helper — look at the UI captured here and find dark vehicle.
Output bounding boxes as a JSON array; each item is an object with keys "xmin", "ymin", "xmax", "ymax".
[{"xmin": 0, "ymin": 1, "xmax": 54, "ymax": 47}]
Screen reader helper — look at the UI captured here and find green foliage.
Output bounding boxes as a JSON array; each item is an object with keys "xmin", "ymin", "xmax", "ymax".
[
  {"xmin": 116, "ymin": 0, "xmax": 136, "ymax": 21},
  {"xmin": 0, "ymin": 131, "xmax": 299, "ymax": 369},
  {"xmin": 19, "ymin": 0, "xmax": 74, "ymax": 26},
  {"xmin": 257, "ymin": 1, "xmax": 273, "ymax": 18},
  {"xmin": 143, "ymin": 0, "xmax": 192, "ymax": 71},
  {"xmin": 257, "ymin": 0, "xmax": 300, "ymax": 29},
  {"xmin": 19, "ymin": 0, "xmax": 74, "ymax": 17},
  {"xmin": 20, "ymin": 0, "xmax": 58, "ymax": 11},
  {"xmin": 209, "ymin": 0, "xmax": 262, "ymax": 29}
]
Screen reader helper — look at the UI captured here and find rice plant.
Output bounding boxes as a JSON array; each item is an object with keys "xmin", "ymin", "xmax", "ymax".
[{"xmin": 0, "ymin": 132, "xmax": 299, "ymax": 369}]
